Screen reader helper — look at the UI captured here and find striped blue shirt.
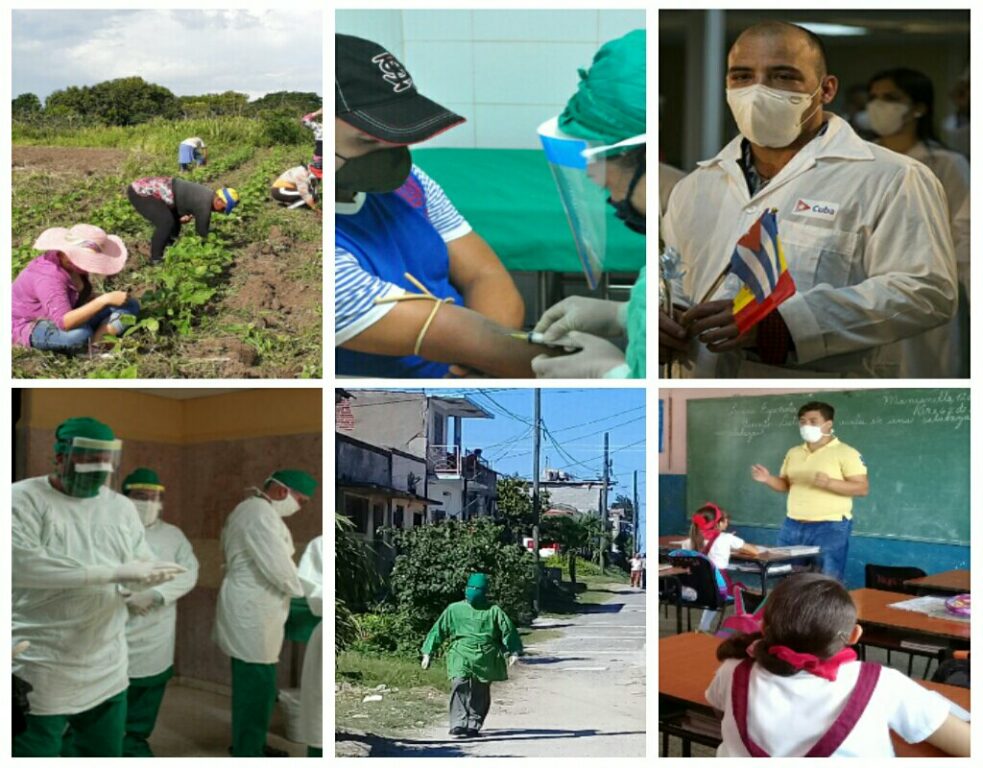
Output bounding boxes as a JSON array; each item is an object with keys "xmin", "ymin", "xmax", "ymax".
[{"xmin": 335, "ymin": 165, "xmax": 471, "ymax": 344}]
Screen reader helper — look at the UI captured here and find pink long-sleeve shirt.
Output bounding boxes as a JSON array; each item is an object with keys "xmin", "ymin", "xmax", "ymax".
[{"xmin": 11, "ymin": 251, "xmax": 83, "ymax": 346}]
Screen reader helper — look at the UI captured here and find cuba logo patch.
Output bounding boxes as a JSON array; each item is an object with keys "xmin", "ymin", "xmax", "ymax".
[{"xmin": 791, "ymin": 198, "xmax": 839, "ymax": 221}]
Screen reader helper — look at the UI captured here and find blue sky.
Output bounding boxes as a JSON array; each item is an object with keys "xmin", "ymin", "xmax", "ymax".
[
  {"xmin": 378, "ymin": 388, "xmax": 646, "ymax": 541},
  {"xmin": 12, "ymin": 10, "xmax": 322, "ymax": 101}
]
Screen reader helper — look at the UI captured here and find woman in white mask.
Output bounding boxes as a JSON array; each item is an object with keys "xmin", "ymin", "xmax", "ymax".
[{"xmin": 867, "ymin": 68, "xmax": 969, "ymax": 377}]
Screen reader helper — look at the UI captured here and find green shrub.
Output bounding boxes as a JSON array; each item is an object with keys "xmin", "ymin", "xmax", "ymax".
[{"xmin": 349, "ymin": 609, "xmax": 420, "ymax": 657}]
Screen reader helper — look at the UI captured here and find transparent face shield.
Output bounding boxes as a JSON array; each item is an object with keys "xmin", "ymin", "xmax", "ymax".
[
  {"xmin": 538, "ymin": 117, "xmax": 610, "ymax": 289},
  {"xmin": 57, "ymin": 436, "xmax": 123, "ymax": 498},
  {"xmin": 126, "ymin": 485, "xmax": 164, "ymax": 526}
]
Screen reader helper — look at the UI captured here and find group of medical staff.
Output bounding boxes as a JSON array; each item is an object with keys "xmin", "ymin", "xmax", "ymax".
[
  {"xmin": 334, "ymin": 29, "xmax": 648, "ymax": 379},
  {"xmin": 12, "ymin": 416, "xmax": 322, "ymax": 757},
  {"xmin": 660, "ymin": 21, "xmax": 970, "ymax": 378}
]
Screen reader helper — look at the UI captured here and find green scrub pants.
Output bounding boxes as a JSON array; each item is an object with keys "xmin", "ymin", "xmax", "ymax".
[
  {"xmin": 231, "ymin": 657, "xmax": 278, "ymax": 756},
  {"xmin": 14, "ymin": 689, "xmax": 127, "ymax": 757},
  {"xmin": 124, "ymin": 666, "xmax": 174, "ymax": 757}
]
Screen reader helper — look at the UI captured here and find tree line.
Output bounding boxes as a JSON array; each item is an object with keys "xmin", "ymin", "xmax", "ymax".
[{"xmin": 13, "ymin": 77, "xmax": 321, "ymax": 127}]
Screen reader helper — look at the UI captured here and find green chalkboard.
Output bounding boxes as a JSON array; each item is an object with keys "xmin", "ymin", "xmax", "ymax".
[{"xmin": 686, "ymin": 390, "xmax": 970, "ymax": 544}]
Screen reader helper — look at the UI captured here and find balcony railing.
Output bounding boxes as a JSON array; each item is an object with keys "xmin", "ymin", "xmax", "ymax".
[{"xmin": 427, "ymin": 444, "xmax": 461, "ymax": 478}]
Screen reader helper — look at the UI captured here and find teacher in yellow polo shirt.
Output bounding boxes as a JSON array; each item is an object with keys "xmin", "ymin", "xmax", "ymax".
[{"xmin": 750, "ymin": 400, "xmax": 869, "ymax": 581}]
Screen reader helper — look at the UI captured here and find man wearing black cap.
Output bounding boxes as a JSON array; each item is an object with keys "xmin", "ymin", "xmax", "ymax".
[{"xmin": 335, "ymin": 34, "xmax": 546, "ymax": 378}]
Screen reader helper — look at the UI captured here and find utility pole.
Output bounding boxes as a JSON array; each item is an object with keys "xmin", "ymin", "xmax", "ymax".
[
  {"xmin": 633, "ymin": 470, "xmax": 639, "ymax": 555},
  {"xmin": 598, "ymin": 432, "xmax": 609, "ymax": 570},
  {"xmin": 532, "ymin": 389, "xmax": 542, "ymax": 612}
]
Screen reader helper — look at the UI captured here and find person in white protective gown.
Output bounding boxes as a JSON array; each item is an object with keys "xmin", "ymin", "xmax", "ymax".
[
  {"xmin": 12, "ymin": 417, "xmax": 185, "ymax": 757},
  {"xmin": 213, "ymin": 468, "xmax": 318, "ymax": 757},
  {"xmin": 119, "ymin": 467, "xmax": 199, "ymax": 757},
  {"xmin": 298, "ymin": 535, "xmax": 323, "ymax": 756}
]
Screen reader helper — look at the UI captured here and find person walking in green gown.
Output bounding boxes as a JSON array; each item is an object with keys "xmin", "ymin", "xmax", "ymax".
[{"xmin": 421, "ymin": 573, "xmax": 523, "ymax": 737}]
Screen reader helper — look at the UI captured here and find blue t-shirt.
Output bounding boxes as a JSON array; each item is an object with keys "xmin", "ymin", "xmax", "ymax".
[{"xmin": 335, "ymin": 165, "xmax": 471, "ymax": 378}]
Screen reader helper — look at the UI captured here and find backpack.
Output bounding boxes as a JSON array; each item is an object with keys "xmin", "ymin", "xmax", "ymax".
[{"xmin": 715, "ymin": 585, "xmax": 766, "ymax": 639}]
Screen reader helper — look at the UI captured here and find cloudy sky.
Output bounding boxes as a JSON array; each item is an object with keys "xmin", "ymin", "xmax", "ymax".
[{"xmin": 13, "ymin": 9, "xmax": 323, "ymax": 101}]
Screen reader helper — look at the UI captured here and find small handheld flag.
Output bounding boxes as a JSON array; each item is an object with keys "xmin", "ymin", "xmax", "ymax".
[{"xmin": 730, "ymin": 209, "xmax": 795, "ymax": 334}]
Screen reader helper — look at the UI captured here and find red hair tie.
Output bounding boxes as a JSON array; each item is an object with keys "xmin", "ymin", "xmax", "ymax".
[{"xmin": 768, "ymin": 645, "xmax": 857, "ymax": 681}]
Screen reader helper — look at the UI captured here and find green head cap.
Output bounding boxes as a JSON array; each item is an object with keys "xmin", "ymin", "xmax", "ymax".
[
  {"xmin": 465, "ymin": 573, "xmax": 490, "ymax": 607},
  {"xmin": 54, "ymin": 417, "xmax": 116, "ymax": 455},
  {"xmin": 270, "ymin": 469, "xmax": 318, "ymax": 497},
  {"xmin": 122, "ymin": 467, "xmax": 165, "ymax": 493},
  {"xmin": 558, "ymin": 29, "xmax": 647, "ymax": 146}
]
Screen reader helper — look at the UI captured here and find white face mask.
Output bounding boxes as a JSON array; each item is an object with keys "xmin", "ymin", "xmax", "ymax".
[
  {"xmin": 132, "ymin": 499, "xmax": 162, "ymax": 526},
  {"xmin": 270, "ymin": 494, "xmax": 300, "ymax": 518},
  {"xmin": 799, "ymin": 424, "xmax": 830, "ymax": 443},
  {"xmin": 726, "ymin": 83, "xmax": 823, "ymax": 148},
  {"xmin": 866, "ymin": 100, "xmax": 911, "ymax": 137}
]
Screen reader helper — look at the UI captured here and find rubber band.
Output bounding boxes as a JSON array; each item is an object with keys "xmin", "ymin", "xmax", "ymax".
[{"xmin": 373, "ymin": 272, "xmax": 454, "ymax": 356}]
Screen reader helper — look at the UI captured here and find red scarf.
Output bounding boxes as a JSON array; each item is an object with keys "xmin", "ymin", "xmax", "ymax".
[{"xmin": 767, "ymin": 646, "xmax": 857, "ymax": 681}]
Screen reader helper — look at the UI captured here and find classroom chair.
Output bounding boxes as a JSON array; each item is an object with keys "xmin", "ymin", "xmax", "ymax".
[
  {"xmin": 667, "ymin": 552, "xmax": 732, "ymax": 633},
  {"xmin": 931, "ymin": 649, "xmax": 970, "ymax": 688},
  {"xmin": 862, "ymin": 563, "xmax": 940, "ymax": 678}
]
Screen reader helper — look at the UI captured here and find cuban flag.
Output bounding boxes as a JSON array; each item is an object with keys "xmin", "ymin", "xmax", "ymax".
[{"xmin": 730, "ymin": 209, "xmax": 796, "ymax": 334}]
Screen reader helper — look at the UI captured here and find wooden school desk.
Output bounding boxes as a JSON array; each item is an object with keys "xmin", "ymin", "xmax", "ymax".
[
  {"xmin": 905, "ymin": 569, "xmax": 971, "ymax": 596},
  {"xmin": 851, "ymin": 588, "xmax": 971, "ymax": 651},
  {"xmin": 659, "ymin": 535, "xmax": 821, "ymax": 596},
  {"xmin": 659, "ymin": 632, "xmax": 970, "ymax": 757}
]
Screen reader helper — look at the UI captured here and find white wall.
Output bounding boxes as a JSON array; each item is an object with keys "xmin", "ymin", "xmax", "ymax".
[{"xmin": 336, "ymin": 9, "xmax": 645, "ymax": 149}]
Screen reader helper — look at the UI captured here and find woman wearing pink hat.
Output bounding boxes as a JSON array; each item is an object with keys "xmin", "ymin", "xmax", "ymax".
[{"xmin": 11, "ymin": 224, "xmax": 140, "ymax": 352}]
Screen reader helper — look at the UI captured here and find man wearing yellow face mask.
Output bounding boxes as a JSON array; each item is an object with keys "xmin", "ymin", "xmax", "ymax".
[{"xmin": 662, "ymin": 21, "xmax": 957, "ymax": 378}]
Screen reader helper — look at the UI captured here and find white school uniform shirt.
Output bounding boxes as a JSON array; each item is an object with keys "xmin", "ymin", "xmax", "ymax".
[
  {"xmin": 662, "ymin": 114, "xmax": 957, "ymax": 378},
  {"xmin": 706, "ymin": 658, "xmax": 951, "ymax": 757},
  {"xmin": 681, "ymin": 532, "xmax": 744, "ymax": 570}
]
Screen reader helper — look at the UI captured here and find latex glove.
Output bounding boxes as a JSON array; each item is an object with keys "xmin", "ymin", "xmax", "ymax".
[
  {"xmin": 12, "ymin": 640, "xmax": 30, "ymax": 659},
  {"xmin": 534, "ymin": 297, "xmax": 626, "ymax": 342},
  {"xmin": 532, "ymin": 332, "xmax": 629, "ymax": 378},
  {"xmin": 125, "ymin": 590, "xmax": 163, "ymax": 616},
  {"xmin": 421, "ymin": 654, "xmax": 431, "ymax": 670},
  {"xmin": 113, "ymin": 561, "xmax": 186, "ymax": 586},
  {"xmin": 508, "ymin": 654, "xmax": 519, "ymax": 667}
]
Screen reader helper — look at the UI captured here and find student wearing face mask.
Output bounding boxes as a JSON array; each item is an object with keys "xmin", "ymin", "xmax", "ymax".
[
  {"xmin": 336, "ymin": 34, "xmax": 549, "ymax": 378},
  {"xmin": 661, "ymin": 22, "xmax": 957, "ymax": 378},
  {"xmin": 213, "ymin": 469, "xmax": 316, "ymax": 757},
  {"xmin": 867, "ymin": 68, "xmax": 970, "ymax": 378},
  {"xmin": 12, "ymin": 418, "xmax": 186, "ymax": 757},
  {"xmin": 119, "ymin": 468, "xmax": 199, "ymax": 757},
  {"xmin": 750, "ymin": 401, "xmax": 869, "ymax": 582}
]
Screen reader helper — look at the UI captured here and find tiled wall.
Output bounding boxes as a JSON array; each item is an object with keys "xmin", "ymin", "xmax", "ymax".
[{"xmin": 336, "ymin": 9, "xmax": 645, "ymax": 149}]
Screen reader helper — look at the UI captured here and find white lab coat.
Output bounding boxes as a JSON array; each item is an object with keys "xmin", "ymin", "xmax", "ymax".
[
  {"xmin": 12, "ymin": 476, "xmax": 155, "ymax": 715},
  {"xmin": 213, "ymin": 496, "xmax": 303, "ymax": 664},
  {"xmin": 659, "ymin": 162, "xmax": 687, "ymax": 218},
  {"xmin": 125, "ymin": 520, "xmax": 199, "ymax": 679},
  {"xmin": 662, "ymin": 114, "xmax": 957, "ymax": 378},
  {"xmin": 903, "ymin": 142, "xmax": 971, "ymax": 377},
  {"xmin": 298, "ymin": 536, "xmax": 323, "ymax": 749}
]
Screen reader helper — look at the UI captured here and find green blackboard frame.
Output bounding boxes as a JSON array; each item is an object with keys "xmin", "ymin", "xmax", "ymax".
[{"xmin": 686, "ymin": 389, "xmax": 970, "ymax": 545}]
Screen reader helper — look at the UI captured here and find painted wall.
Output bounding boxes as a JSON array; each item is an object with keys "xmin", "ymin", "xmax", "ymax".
[
  {"xmin": 338, "ymin": 390, "xmax": 430, "ymax": 457},
  {"xmin": 15, "ymin": 389, "xmax": 322, "ymax": 689},
  {"xmin": 658, "ymin": 387, "xmax": 970, "ymax": 589},
  {"xmin": 336, "ymin": 9, "xmax": 645, "ymax": 149}
]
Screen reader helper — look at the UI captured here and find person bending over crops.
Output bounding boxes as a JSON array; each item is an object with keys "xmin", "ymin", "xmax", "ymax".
[
  {"xmin": 270, "ymin": 165, "xmax": 319, "ymax": 210},
  {"xmin": 127, "ymin": 177, "xmax": 239, "ymax": 263},
  {"xmin": 178, "ymin": 136, "xmax": 208, "ymax": 170},
  {"xmin": 12, "ymin": 224, "xmax": 140, "ymax": 353},
  {"xmin": 302, "ymin": 108, "xmax": 323, "ymax": 168}
]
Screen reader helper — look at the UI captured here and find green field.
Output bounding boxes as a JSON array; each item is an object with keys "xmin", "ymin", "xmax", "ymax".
[{"xmin": 12, "ymin": 117, "xmax": 322, "ymax": 379}]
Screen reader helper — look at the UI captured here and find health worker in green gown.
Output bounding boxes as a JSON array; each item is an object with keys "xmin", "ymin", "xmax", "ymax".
[
  {"xmin": 532, "ymin": 29, "xmax": 647, "ymax": 379},
  {"xmin": 421, "ymin": 573, "xmax": 523, "ymax": 737}
]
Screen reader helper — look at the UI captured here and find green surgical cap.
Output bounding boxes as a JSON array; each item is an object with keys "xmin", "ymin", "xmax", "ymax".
[
  {"xmin": 625, "ymin": 266, "xmax": 646, "ymax": 378},
  {"xmin": 123, "ymin": 467, "xmax": 164, "ymax": 492},
  {"xmin": 558, "ymin": 29, "xmax": 646, "ymax": 145},
  {"xmin": 54, "ymin": 417, "xmax": 116, "ymax": 455},
  {"xmin": 467, "ymin": 573, "xmax": 490, "ymax": 590},
  {"xmin": 271, "ymin": 469, "xmax": 318, "ymax": 497}
]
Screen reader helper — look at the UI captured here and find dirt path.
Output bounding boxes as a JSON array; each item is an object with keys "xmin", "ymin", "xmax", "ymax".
[
  {"xmin": 371, "ymin": 584, "xmax": 647, "ymax": 757},
  {"xmin": 12, "ymin": 146, "xmax": 130, "ymax": 176}
]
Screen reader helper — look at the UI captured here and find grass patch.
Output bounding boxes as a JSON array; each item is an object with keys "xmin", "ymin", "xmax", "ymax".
[
  {"xmin": 336, "ymin": 650, "xmax": 450, "ymax": 735},
  {"xmin": 519, "ymin": 626, "xmax": 564, "ymax": 646},
  {"xmin": 541, "ymin": 575, "xmax": 624, "ymax": 616}
]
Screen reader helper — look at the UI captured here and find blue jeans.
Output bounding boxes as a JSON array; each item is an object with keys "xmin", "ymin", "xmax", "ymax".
[
  {"xmin": 30, "ymin": 299, "xmax": 140, "ymax": 352},
  {"xmin": 777, "ymin": 517, "xmax": 853, "ymax": 582}
]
